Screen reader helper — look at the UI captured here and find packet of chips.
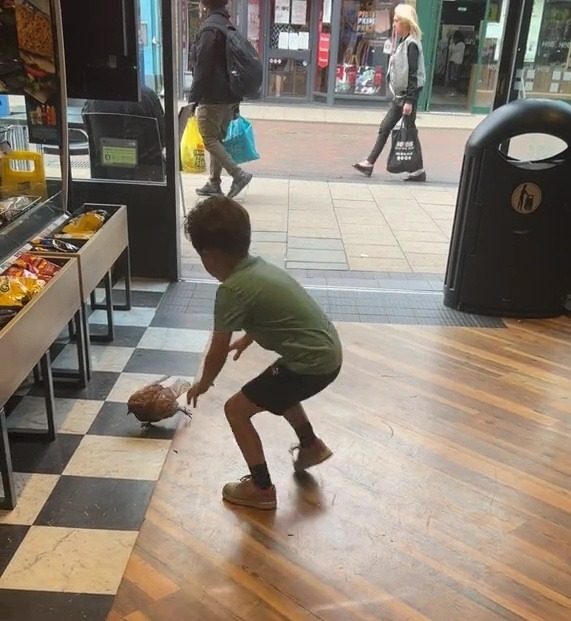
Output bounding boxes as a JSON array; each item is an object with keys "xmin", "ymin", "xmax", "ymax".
[
  {"xmin": 61, "ymin": 210, "xmax": 108, "ymax": 237},
  {"xmin": 0, "ymin": 276, "xmax": 34, "ymax": 308},
  {"xmin": 16, "ymin": 254, "xmax": 61, "ymax": 281},
  {"xmin": 2, "ymin": 266, "xmax": 38, "ymax": 280},
  {"xmin": 30, "ymin": 237, "xmax": 79, "ymax": 253},
  {"xmin": 54, "ymin": 232, "xmax": 94, "ymax": 240},
  {"xmin": 16, "ymin": 277, "xmax": 45, "ymax": 296}
]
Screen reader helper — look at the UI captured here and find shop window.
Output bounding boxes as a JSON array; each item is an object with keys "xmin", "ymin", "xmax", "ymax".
[
  {"xmin": 336, "ymin": 1, "xmax": 393, "ymax": 97},
  {"xmin": 268, "ymin": 0, "xmax": 311, "ymax": 98},
  {"xmin": 515, "ymin": 0, "xmax": 571, "ymax": 103}
]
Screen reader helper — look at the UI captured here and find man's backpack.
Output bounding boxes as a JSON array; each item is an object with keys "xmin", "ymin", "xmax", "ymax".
[{"xmin": 205, "ymin": 23, "xmax": 263, "ymax": 99}]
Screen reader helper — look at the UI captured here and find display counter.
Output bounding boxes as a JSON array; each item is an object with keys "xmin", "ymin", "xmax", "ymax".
[
  {"xmin": 0, "ymin": 253, "xmax": 85, "ymax": 510},
  {"xmin": 31, "ymin": 203, "xmax": 132, "ymax": 345},
  {"xmin": 0, "ymin": 194, "xmax": 132, "ymax": 510}
]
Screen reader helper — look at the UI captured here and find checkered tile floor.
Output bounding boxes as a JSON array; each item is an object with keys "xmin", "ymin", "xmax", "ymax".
[{"xmin": 0, "ymin": 279, "xmax": 210, "ymax": 620}]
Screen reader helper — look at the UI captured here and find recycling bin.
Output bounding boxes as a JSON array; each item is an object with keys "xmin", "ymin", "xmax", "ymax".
[{"xmin": 444, "ymin": 98, "xmax": 571, "ymax": 318}]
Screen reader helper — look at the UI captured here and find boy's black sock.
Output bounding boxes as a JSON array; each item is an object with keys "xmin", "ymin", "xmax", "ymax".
[
  {"xmin": 295, "ymin": 421, "xmax": 317, "ymax": 449},
  {"xmin": 250, "ymin": 463, "xmax": 272, "ymax": 489}
]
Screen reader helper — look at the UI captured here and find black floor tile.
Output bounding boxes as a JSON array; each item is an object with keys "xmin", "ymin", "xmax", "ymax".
[
  {"xmin": 97, "ymin": 290, "xmax": 164, "ymax": 309},
  {"xmin": 88, "ymin": 402, "xmax": 179, "ymax": 439},
  {"xmin": 0, "ymin": 591, "xmax": 114, "ymax": 621},
  {"xmin": 28, "ymin": 371, "xmax": 120, "ymax": 401},
  {"xmin": 124, "ymin": 349, "xmax": 201, "ymax": 375},
  {"xmin": 35, "ymin": 476, "xmax": 155, "ymax": 531},
  {"xmin": 9, "ymin": 434, "xmax": 82, "ymax": 475},
  {"xmin": 150, "ymin": 311, "xmax": 213, "ymax": 330},
  {"xmin": 0, "ymin": 525, "xmax": 29, "ymax": 575},
  {"xmin": 87, "ymin": 325, "xmax": 147, "ymax": 347}
]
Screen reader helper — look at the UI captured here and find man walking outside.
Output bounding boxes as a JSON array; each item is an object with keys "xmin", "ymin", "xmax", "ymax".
[{"xmin": 189, "ymin": 0, "xmax": 253, "ymax": 198}]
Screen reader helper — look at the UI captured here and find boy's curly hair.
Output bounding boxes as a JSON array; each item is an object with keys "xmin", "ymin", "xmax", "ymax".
[{"xmin": 184, "ymin": 196, "xmax": 251, "ymax": 257}]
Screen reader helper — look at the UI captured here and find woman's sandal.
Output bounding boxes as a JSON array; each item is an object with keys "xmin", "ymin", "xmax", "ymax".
[{"xmin": 352, "ymin": 162, "xmax": 373, "ymax": 178}]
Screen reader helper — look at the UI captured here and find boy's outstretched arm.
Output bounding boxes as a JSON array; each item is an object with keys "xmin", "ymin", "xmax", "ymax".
[{"xmin": 187, "ymin": 331, "xmax": 232, "ymax": 406}]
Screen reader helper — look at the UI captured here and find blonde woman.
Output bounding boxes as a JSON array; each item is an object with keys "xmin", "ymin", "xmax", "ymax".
[{"xmin": 353, "ymin": 3, "xmax": 426, "ymax": 182}]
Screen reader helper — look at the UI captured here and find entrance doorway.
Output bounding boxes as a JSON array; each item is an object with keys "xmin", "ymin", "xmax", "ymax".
[
  {"xmin": 429, "ymin": 0, "xmax": 487, "ymax": 110},
  {"xmin": 263, "ymin": 0, "xmax": 315, "ymax": 100}
]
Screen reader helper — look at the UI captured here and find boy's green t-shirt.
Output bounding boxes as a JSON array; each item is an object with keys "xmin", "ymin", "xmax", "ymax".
[{"xmin": 214, "ymin": 255, "xmax": 342, "ymax": 375}]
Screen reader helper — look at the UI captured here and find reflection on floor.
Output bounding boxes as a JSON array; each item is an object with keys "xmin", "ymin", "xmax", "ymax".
[{"xmin": 0, "ymin": 280, "xmax": 208, "ymax": 620}]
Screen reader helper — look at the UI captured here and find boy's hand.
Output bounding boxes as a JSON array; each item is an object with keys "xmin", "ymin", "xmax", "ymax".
[
  {"xmin": 229, "ymin": 335, "xmax": 252, "ymax": 361},
  {"xmin": 186, "ymin": 380, "xmax": 209, "ymax": 407}
]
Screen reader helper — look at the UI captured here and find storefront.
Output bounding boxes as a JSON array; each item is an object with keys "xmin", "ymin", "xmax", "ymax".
[{"xmin": 179, "ymin": 0, "xmax": 571, "ymax": 113}]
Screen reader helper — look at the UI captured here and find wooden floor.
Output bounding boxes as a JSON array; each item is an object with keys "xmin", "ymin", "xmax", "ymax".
[{"xmin": 108, "ymin": 318, "xmax": 571, "ymax": 621}]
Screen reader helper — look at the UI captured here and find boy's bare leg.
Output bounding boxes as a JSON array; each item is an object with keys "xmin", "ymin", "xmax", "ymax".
[
  {"xmin": 224, "ymin": 392, "xmax": 266, "ymax": 469},
  {"xmin": 222, "ymin": 392, "xmax": 276, "ymax": 510}
]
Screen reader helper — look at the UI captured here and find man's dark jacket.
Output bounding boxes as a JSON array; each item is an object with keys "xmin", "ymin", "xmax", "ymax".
[{"xmin": 188, "ymin": 9, "xmax": 238, "ymax": 105}]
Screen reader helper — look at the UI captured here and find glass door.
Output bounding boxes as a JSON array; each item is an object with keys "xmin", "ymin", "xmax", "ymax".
[
  {"xmin": 469, "ymin": 0, "xmax": 508, "ymax": 113},
  {"xmin": 265, "ymin": 0, "xmax": 313, "ymax": 99}
]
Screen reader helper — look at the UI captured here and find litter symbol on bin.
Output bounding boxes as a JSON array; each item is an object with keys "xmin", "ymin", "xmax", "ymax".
[{"xmin": 511, "ymin": 183, "xmax": 542, "ymax": 214}]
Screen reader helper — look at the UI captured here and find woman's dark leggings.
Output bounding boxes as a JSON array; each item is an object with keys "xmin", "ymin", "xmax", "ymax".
[{"xmin": 367, "ymin": 99, "xmax": 420, "ymax": 166}]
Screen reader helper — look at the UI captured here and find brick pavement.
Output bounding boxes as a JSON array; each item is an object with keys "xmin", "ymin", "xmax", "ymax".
[{"xmin": 237, "ymin": 120, "xmax": 469, "ymax": 185}]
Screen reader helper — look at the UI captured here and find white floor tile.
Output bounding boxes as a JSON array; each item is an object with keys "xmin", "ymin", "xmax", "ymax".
[
  {"xmin": 63, "ymin": 435, "xmax": 171, "ymax": 481},
  {"xmin": 0, "ymin": 526, "xmax": 137, "ymax": 594}
]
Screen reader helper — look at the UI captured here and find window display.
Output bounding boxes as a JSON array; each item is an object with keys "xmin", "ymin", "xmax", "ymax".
[
  {"xmin": 517, "ymin": 0, "xmax": 571, "ymax": 102},
  {"xmin": 267, "ymin": 0, "xmax": 310, "ymax": 98},
  {"xmin": 336, "ymin": 0, "xmax": 393, "ymax": 97}
]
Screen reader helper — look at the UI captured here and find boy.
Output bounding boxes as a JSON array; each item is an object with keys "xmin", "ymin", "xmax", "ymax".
[{"xmin": 185, "ymin": 197, "xmax": 342, "ymax": 510}]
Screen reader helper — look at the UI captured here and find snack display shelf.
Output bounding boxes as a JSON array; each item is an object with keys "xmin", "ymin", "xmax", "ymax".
[
  {"xmin": 31, "ymin": 203, "xmax": 132, "ymax": 344},
  {"xmin": 0, "ymin": 256, "xmax": 86, "ymax": 510}
]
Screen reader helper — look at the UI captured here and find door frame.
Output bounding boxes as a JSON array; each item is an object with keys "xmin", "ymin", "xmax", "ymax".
[{"xmin": 416, "ymin": 0, "xmax": 443, "ymax": 111}]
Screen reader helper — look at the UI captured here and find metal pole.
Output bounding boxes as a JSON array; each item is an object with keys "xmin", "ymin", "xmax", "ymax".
[
  {"xmin": 51, "ymin": 0, "xmax": 70, "ymax": 213},
  {"xmin": 492, "ymin": 0, "xmax": 534, "ymax": 111}
]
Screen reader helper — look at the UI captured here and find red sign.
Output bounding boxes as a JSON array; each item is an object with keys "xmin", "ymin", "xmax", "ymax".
[{"xmin": 317, "ymin": 32, "xmax": 330, "ymax": 69}]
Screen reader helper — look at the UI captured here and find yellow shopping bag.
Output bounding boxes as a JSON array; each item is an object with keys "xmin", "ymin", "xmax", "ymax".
[{"xmin": 180, "ymin": 115, "xmax": 206, "ymax": 174}]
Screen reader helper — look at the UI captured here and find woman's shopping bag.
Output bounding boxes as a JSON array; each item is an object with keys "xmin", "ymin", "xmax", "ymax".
[
  {"xmin": 222, "ymin": 116, "xmax": 260, "ymax": 165},
  {"xmin": 386, "ymin": 125, "xmax": 423, "ymax": 174},
  {"xmin": 180, "ymin": 115, "xmax": 206, "ymax": 173}
]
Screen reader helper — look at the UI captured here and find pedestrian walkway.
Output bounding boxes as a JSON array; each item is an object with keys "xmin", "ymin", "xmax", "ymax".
[
  {"xmin": 180, "ymin": 175, "xmax": 456, "ymax": 276},
  {"xmin": 239, "ymin": 101, "xmax": 484, "ymax": 129}
]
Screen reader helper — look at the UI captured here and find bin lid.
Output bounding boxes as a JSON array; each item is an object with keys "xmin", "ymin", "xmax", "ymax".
[{"xmin": 466, "ymin": 99, "xmax": 571, "ymax": 156}]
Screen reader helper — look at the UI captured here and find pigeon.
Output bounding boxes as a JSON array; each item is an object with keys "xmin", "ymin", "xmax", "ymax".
[{"xmin": 127, "ymin": 376, "xmax": 193, "ymax": 426}]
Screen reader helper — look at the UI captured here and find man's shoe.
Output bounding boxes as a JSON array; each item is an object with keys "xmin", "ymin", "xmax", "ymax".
[
  {"xmin": 227, "ymin": 172, "xmax": 253, "ymax": 198},
  {"xmin": 196, "ymin": 181, "xmax": 223, "ymax": 197},
  {"xmin": 222, "ymin": 475, "xmax": 277, "ymax": 510}
]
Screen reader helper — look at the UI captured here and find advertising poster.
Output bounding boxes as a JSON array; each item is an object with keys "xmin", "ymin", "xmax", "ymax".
[
  {"xmin": 274, "ymin": 0, "xmax": 290, "ymax": 25},
  {"xmin": 290, "ymin": 0, "xmax": 306, "ymax": 26},
  {"xmin": 0, "ymin": 0, "xmax": 59, "ymax": 144}
]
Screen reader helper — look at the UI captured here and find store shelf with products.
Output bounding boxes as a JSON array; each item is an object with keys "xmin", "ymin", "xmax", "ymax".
[
  {"xmin": 0, "ymin": 193, "xmax": 132, "ymax": 510},
  {"xmin": 30, "ymin": 203, "xmax": 132, "ymax": 344},
  {"xmin": 0, "ymin": 241, "xmax": 84, "ymax": 509}
]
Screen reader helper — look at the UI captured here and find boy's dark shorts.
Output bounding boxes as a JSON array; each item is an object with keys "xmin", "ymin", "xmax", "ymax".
[{"xmin": 241, "ymin": 362, "xmax": 341, "ymax": 416}]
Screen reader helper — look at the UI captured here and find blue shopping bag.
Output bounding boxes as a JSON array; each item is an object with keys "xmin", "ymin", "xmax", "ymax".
[{"xmin": 223, "ymin": 116, "xmax": 260, "ymax": 165}]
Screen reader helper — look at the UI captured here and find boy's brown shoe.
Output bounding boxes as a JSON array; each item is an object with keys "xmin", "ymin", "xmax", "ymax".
[
  {"xmin": 291, "ymin": 439, "xmax": 333, "ymax": 472},
  {"xmin": 222, "ymin": 475, "xmax": 277, "ymax": 510}
]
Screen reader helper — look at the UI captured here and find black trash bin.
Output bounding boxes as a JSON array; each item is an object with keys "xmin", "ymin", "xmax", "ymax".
[{"xmin": 444, "ymin": 98, "xmax": 571, "ymax": 318}]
